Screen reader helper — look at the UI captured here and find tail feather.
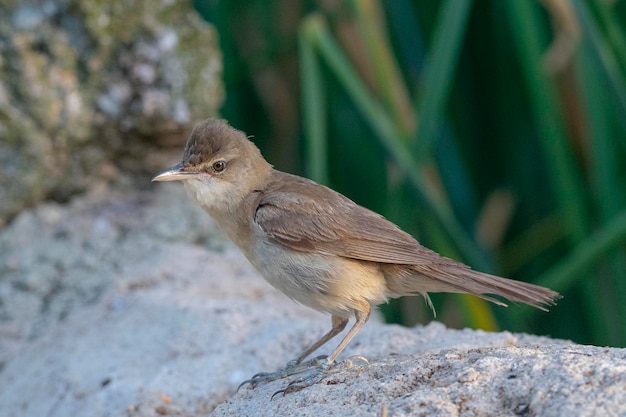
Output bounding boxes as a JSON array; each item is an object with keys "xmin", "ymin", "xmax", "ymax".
[
  {"xmin": 384, "ymin": 263, "xmax": 560, "ymax": 311},
  {"xmin": 451, "ymin": 267, "xmax": 560, "ymax": 311}
]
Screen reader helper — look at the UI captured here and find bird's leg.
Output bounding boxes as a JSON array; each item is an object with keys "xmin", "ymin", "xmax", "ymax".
[
  {"xmin": 237, "ymin": 315, "xmax": 349, "ymax": 391},
  {"xmin": 273, "ymin": 303, "xmax": 372, "ymax": 397},
  {"xmin": 291, "ymin": 315, "xmax": 349, "ymax": 364}
]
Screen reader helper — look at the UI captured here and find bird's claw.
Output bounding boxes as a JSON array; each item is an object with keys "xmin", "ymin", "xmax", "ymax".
[
  {"xmin": 270, "ymin": 389, "xmax": 287, "ymax": 400},
  {"xmin": 237, "ymin": 355, "xmax": 329, "ymax": 392},
  {"xmin": 237, "ymin": 375, "xmax": 265, "ymax": 392},
  {"xmin": 271, "ymin": 363, "xmax": 330, "ymax": 399}
]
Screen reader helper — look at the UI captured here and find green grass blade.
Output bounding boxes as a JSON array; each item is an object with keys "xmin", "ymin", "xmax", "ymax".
[
  {"xmin": 302, "ymin": 15, "xmax": 400, "ymax": 145},
  {"xmin": 505, "ymin": 0, "xmax": 606, "ymax": 343},
  {"xmin": 413, "ymin": 0, "xmax": 473, "ymax": 159},
  {"xmin": 300, "ymin": 24, "xmax": 328, "ymax": 184},
  {"xmin": 573, "ymin": 0, "xmax": 626, "ymax": 134},
  {"xmin": 578, "ymin": 46, "xmax": 626, "ymax": 345},
  {"xmin": 537, "ymin": 210, "xmax": 626, "ymax": 292},
  {"xmin": 351, "ymin": 0, "xmax": 416, "ymax": 136},
  {"xmin": 505, "ymin": 0, "xmax": 590, "ymax": 244}
]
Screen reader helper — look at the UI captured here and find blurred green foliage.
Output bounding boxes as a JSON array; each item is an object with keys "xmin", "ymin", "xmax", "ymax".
[{"xmin": 195, "ymin": 0, "xmax": 626, "ymax": 347}]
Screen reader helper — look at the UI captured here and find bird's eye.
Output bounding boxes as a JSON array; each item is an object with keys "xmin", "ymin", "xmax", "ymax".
[{"xmin": 212, "ymin": 160, "xmax": 226, "ymax": 172}]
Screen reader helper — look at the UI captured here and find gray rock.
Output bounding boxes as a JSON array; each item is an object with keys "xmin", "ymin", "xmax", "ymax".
[
  {"xmin": 1, "ymin": 185, "xmax": 625, "ymax": 417},
  {"xmin": 0, "ymin": 184, "xmax": 220, "ymax": 350},
  {"xmin": 219, "ymin": 339, "xmax": 626, "ymax": 417},
  {"xmin": 0, "ymin": 0, "xmax": 223, "ymax": 223}
]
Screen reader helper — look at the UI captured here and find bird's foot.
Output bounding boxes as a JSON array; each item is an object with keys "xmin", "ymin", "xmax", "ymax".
[
  {"xmin": 271, "ymin": 361, "xmax": 331, "ymax": 399},
  {"xmin": 237, "ymin": 355, "xmax": 327, "ymax": 392},
  {"xmin": 270, "ymin": 355, "xmax": 370, "ymax": 398}
]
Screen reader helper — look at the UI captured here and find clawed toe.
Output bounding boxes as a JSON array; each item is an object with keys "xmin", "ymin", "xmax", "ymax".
[
  {"xmin": 237, "ymin": 371, "xmax": 278, "ymax": 391},
  {"xmin": 237, "ymin": 376, "xmax": 260, "ymax": 392},
  {"xmin": 237, "ymin": 371, "xmax": 282, "ymax": 391},
  {"xmin": 270, "ymin": 388, "xmax": 287, "ymax": 400},
  {"xmin": 270, "ymin": 355, "xmax": 370, "ymax": 398},
  {"xmin": 237, "ymin": 355, "xmax": 330, "ymax": 392},
  {"xmin": 241, "ymin": 355, "xmax": 370, "ymax": 396},
  {"xmin": 271, "ymin": 364, "xmax": 329, "ymax": 399}
]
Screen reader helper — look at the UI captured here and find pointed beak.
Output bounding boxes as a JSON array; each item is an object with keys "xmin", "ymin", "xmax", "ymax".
[{"xmin": 152, "ymin": 163, "xmax": 203, "ymax": 182}]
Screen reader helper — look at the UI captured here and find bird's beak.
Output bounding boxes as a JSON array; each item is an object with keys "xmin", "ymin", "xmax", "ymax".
[{"xmin": 152, "ymin": 163, "xmax": 203, "ymax": 182}]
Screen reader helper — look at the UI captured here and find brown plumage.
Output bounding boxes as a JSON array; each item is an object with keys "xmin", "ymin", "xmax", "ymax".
[{"xmin": 153, "ymin": 118, "xmax": 560, "ymax": 395}]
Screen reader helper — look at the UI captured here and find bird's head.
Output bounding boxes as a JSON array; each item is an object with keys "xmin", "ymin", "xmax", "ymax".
[{"xmin": 152, "ymin": 118, "xmax": 272, "ymax": 213}]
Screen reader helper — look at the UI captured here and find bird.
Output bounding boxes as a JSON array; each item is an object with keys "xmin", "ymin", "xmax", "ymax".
[{"xmin": 152, "ymin": 118, "xmax": 560, "ymax": 396}]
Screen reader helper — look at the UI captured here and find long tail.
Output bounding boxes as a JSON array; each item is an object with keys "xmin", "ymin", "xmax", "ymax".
[{"xmin": 384, "ymin": 263, "xmax": 560, "ymax": 311}]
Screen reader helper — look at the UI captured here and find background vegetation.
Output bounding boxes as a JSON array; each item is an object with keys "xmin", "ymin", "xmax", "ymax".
[{"xmin": 194, "ymin": 0, "xmax": 626, "ymax": 347}]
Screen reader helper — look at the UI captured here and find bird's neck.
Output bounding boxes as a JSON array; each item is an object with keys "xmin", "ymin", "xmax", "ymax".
[{"xmin": 184, "ymin": 167, "xmax": 273, "ymax": 251}]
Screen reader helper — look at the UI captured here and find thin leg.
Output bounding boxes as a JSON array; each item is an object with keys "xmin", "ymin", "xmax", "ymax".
[
  {"xmin": 326, "ymin": 305, "xmax": 370, "ymax": 365},
  {"xmin": 273, "ymin": 303, "xmax": 372, "ymax": 397},
  {"xmin": 293, "ymin": 315, "xmax": 349, "ymax": 363},
  {"xmin": 238, "ymin": 315, "xmax": 349, "ymax": 391}
]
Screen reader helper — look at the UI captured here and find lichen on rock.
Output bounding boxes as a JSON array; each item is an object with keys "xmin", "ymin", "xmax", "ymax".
[{"xmin": 0, "ymin": 0, "xmax": 223, "ymax": 224}]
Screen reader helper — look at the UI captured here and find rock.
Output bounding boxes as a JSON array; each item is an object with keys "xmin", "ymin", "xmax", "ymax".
[
  {"xmin": 1, "ymin": 185, "xmax": 625, "ymax": 417},
  {"xmin": 218, "ymin": 339, "xmax": 626, "ymax": 417},
  {"xmin": 0, "ymin": 184, "xmax": 220, "ymax": 350},
  {"xmin": 0, "ymin": 0, "xmax": 223, "ymax": 223}
]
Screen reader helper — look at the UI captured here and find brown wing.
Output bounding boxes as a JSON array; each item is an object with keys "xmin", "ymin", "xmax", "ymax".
[{"xmin": 254, "ymin": 171, "xmax": 444, "ymax": 265}]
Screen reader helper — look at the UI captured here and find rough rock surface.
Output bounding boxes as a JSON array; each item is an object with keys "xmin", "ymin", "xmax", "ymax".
[
  {"xmin": 1, "ymin": 184, "xmax": 625, "ymax": 417},
  {"xmin": 0, "ymin": 0, "xmax": 222, "ymax": 223},
  {"xmin": 218, "ymin": 342, "xmax": 626, "ymax": 417}
]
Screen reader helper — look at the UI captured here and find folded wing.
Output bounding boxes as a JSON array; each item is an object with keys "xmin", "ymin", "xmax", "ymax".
[{"xmin": 255, "ymin": 172, "xmax": 443, "ymax": 265}]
